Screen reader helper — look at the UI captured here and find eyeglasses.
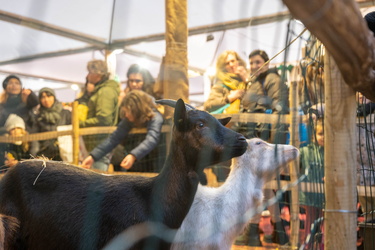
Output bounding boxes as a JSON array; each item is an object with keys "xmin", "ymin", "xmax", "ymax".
[{"xmin": 127, "ymin": 79, "xmax": 143, "ymax": 84}]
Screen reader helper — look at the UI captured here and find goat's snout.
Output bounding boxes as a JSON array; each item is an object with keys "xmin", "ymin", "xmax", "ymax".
[
  {"xmin": 237, "ymin": 134, "xmax": 246, "ymax": 142},
  {"xmin": 230, "ymin": 133, "xmax": 248, "ymax": 157}
]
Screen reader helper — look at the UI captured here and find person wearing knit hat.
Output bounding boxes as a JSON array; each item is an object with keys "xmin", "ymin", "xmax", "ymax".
[
  {"xmin": 32, "ymin": 87, "xmax": 71, "ymax": 161},
  {"xmin": 4, "ymin": 114, "xmax": 25, "ymax": 132},
  {"xmin": 82, "ymin": 59, "xmax": 120, "ymax": 171},
  {"xmin": 38, "ymin": 87, "xmax": 56, "ymax": 110},
  {"xmin": 87, "ymin": 60, "xmax": 108, "ymax": 75},
  {"xmin": 2, "ymin": 75, "xmax": 22, "ymax": 90},
  {"xmin": 0, "ymin": 114, "xmax": 31, "ymax": 169},
  {"xmin": 0, "ymin": 74, "xmax": 39, "ymax": 135}
]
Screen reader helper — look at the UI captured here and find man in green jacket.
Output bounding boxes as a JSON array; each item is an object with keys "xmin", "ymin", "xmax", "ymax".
[{"xmin": 81, "ymin": 60, "xmax": 120, "ymax": 171}]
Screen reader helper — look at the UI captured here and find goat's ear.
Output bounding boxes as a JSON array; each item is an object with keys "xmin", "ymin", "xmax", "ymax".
[
  {"xmin": 218, "ymin": 117, "xmax": 231, "ymax": 126},
  {"xmin": 174, "ymin": 99, "xmax": 188, "ymax": 131}
]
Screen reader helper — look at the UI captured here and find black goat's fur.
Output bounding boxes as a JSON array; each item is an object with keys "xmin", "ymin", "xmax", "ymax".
[{"xmin": 0, "ymin": 99, "xmax": 247, "ymax": 250}]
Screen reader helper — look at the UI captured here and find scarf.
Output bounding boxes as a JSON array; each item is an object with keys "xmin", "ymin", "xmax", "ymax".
[
  {"xmin": 4, "ymin": 94, "xmax": 25, "ymax": 110},
  {"xmin": 217, "ymin": 71, "xmax": 245, "ymax": 90},
  {"xmin": 38, "ymin": 101, "xmax": 63, "ymax": 125},
  {"xmin": 217, "ymin": 72, "xmax": 245, "ymax": 114}
]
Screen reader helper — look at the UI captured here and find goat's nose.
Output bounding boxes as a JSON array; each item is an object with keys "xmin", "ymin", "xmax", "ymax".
[{"xmin": 237, "ymin": 135, "xmax": 246, "ymax": 141}]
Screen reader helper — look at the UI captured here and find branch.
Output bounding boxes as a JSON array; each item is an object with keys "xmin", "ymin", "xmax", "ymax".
[{"xmin": 283, "ymin": 0, "xmax": 375, "ymax": 101}]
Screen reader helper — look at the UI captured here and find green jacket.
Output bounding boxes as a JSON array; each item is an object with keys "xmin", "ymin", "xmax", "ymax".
[
  {"xmin": 80, "ymin": 78, "xmax": 120, "ymax": 128},
  {"xmin": 80, "ymin": 78, "xmax": 120, "ymax": 152},
  {"xmin": 299, "ymin": 143, "xmax": 325, "ymax": 208}
]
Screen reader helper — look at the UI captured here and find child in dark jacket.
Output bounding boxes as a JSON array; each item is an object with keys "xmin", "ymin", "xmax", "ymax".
[
  {"xmin": 0, "ymin": 114, "xmax": 31, "ymax": 171},
  {"xmin": 81, "ymin": 90, "xmax": 164, "ymax": 172}
]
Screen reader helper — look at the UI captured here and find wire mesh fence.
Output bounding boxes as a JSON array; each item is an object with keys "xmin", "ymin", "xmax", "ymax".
[{"xmin": 0, "ymin": 39, "xmax": 373, "ymax": 249}]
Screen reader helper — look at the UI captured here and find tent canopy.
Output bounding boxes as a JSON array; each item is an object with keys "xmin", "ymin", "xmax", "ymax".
[{"xmin": 3, "ymin": 0, "xmax": 369, "ymax": 102}]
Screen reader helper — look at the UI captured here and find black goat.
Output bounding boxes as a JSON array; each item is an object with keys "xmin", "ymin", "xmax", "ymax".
[{"xmin": 0, "ymin": 99, "xmax": 247, "ymax": 249}]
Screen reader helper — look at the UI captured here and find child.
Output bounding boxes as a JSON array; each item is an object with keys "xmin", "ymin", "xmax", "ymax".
[
  {"xmin": 81, "ymin": 90, "xmax": 164, "ymax": 172},
  {"xmin": 0, "ymin": 114, "xmax": 31, "ymax": 170},
  {"xmin": 299, "ymin": 118, "xmax": 325, "ymax": 249}
]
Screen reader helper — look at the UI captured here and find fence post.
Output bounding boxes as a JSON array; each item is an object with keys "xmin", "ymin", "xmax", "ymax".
[
  {"xmin": 72, "ymin": 101, "xmax": 79, "ymax": 165},
  {"xmin": 324, "ymin": 53, "xmax": 357, "ymax": 249}
]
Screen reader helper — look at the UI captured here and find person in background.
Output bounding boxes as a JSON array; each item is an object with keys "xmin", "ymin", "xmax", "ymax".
[
  {"xmin": 299, "ymin": 118, "xmax": 325, "ymax": 249},
  {"xmin": 240, "ymin": 49, "xmax": 289, "ymax": 141},
  {"xmin": 81, "ymin": 90, "xmax": 163, "ymax": 172},
  {"xmin": 80, "ymin": 60, "xmax": 120, "ymax": 171},
  {"xmin": 204, "ymin": 50, "xmax": 248, "ymax": 114},
  {"xmin": 118, "ymin": 64, "xmax": 163, "ymax": 119},
  {"xmin": 123, "ymin": 64, "xmax": 159, "ymax": 99},
  {"xmin": 31, "ymin": 87, "xmax": 71, "ymax": 161},
  {"xmin": 356, "ymin": 91, "xmax": 375, "ymax": 225},
  {"xmin": 356, "ymin": 92, "xmax": 375, "ymax": 117},
  {"xmin": 354, "ymin": 11, "xmax": 375, "ymax": 227},
  {"xmin": 75, "ymin": 78, "xmax": 95, "ymax": 122},
  {"xmin": 235, "ymin": 50, "xmax": 289, "ymax": 247},
  {"xmin": 0, "ymin": 75, "xmax": 39, "ymax": 135},
  {"xmin": 298, "ymin": 59, "xmax": 325, "ymax": 115},
  {"xmin": 0, "ymin": 114, "xmax": 32, "ymax": 171}
]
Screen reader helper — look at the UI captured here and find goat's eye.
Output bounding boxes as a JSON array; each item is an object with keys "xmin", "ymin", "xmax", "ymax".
[
  {"xmin": 256, "ymin": 141, "xmax": 261, "ymax": 145},
  {"xmin": 196, "ymin": 122, "xmax": 205, "ymax": 129}
]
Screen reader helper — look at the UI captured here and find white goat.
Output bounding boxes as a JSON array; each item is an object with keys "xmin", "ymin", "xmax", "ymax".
[{"xmin": 172, "ymin": 138, "xmax": 299, "ymax": 250}]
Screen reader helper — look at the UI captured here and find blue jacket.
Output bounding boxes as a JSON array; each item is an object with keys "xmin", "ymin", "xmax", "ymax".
[{"xmin": 90, "ymin": 111, "xmax": 163, "ymax": 162}]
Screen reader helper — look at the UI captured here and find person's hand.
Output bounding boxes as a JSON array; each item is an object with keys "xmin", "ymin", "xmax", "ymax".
[
  {"xmin": 21, "ymin": 88, "xmax": 31, "ymax": 103},
  {"xmin": 235, "ymin": 65, "xmax": 248, "ymax": 82},
  {"xmin": 227, "ymin": 89, "xmax": 245, "ymax": 103},
  {"xmin": 81, "ymin": 155, "xmax": 94, "ymax": 169},
  {"xmin": 120, "ymin": 154, "xmax": 136, "ymax": 170}
]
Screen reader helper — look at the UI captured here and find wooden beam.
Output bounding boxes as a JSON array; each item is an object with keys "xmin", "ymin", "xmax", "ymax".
[
  {"xmin": 0, "ymin": 10, "xmax": 107, "ymax": 47},
  {"xmin": 109, "ymin": 11, "xmax": 292, "ymax": 49},
  {"xmin": 123, "ymin": 48, "xmax": 205, "ymax": 74},
  {"xmin": 0, "ymin": 46, "xmax": 96, "ymax": 66},
  {"xmin": 283, "ymin": 0, "xmax": 375, "ymax": 102},
  {"xmin": 0, "ymin": 69, "xmax": 84, "ymax": 85}
]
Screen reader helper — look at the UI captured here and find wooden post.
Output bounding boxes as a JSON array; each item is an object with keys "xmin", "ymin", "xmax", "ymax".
[
  {"xmin": 163, "ymin": 0, "xmax": 189, "ymax": 119},
  {"xmin": 324, "ymin": 54, "xmax": 357, "ymax": 249},
  {"xmin": 72, "ymin": 101, "xmax": 79, "ymax": 165},
  {"xmin": 288, "ymin": 81, "xmax": 300, "ymax": 248},
  {"xmin": 282, "ymin": 0, "xmax": 375, "ymax": 102}
]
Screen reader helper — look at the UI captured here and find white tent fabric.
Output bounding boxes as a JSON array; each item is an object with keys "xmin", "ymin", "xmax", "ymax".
[{"xmin": 0, "ymin": 0, "xmax": 335, "ymax": 102}]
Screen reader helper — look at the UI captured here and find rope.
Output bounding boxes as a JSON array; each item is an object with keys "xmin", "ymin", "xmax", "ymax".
[{"xmin": 249, "ymin": 27, "xmax": 308, "ymax": 81}]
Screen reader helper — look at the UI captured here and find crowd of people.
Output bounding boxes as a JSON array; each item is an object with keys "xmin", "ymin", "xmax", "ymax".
[
  {"xmin": 0, "ymin": 60, "xmax": 164, "ymax": 174},
  {"xmin": 0, "ymin": 44, "xmax": 373, "ymax": 248}
]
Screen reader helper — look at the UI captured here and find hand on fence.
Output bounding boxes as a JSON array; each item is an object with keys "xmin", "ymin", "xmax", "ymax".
[
  {"xmin": 81, "ymin": 155, "xmax": 94, "ymax": 169},
  {"xmin": 120, "ymin": 154, "xmax": 136, "ymax": 170}
]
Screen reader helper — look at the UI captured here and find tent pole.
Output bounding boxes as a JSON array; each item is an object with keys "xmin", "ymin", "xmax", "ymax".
[{"xmin": 163, "ymin": 0, "xmax": 189, "ymax": 119}]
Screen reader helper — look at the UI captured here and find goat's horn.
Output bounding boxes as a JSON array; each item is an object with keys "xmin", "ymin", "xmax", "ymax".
[{"xmin": 155, "ymin": 99, "xmax": 195, "ymax": 111}]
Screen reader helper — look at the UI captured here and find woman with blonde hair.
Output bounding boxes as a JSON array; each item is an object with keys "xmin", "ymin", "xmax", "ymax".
[
  {"xmin": 204, "ymin": 50, "xmax": 248, "ymax": 114},
  {"xmin": 81, "ymin": 90, "xmax": 164, "ymax": 172}
]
